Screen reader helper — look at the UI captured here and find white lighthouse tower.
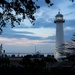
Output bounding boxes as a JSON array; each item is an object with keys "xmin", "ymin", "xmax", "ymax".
[{"xmin": 54, "ymin": 11, "xmax": 65, "ymax": 61}]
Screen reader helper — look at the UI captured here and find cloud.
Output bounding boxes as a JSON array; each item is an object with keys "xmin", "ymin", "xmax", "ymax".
[
  {"xmin": 15, "ymin": 18, "xmax": 32, "ymax": 28},
  {"xmin": 0, "ymin": 0, "xmax": 75, "ymax": 54},
  {"xmin": 0, "ymin": 37, "xmax": 55, "ymax": 46},
  {"xmin": 34, "ymin": 7, "xmax": 57, "ymax": 23},
  {"xmin": 0, "ymin": 37, "xmax": 40, "ymax": 46},
  {"xmin": 68, "ymin": 3, "xmax": 75, "ymax": 9},
  {"xmin": 64, "ymin": 26, "xmax": 75, "ymax": 41},
  {"xmin": 12, "ymin": 27, "xmax": 56, "ymax": 38},
  {"xmin": 0, "ymin": 8, "xmax": 3, "ymax": 13},
  {"xmin": 33, "ymin": 1, "xmax": 75, "ymax": 28},
  {"xmin": 20, "ymin": 19, "xmax": 32, "ymax": 27},
  {"xmin": 41, "ymin": 40, "xmax": 55, "ymax": 43},
  {"xmin": 56, "ymin": 0, "xmax": 75, "ymax": 20},
  {"xmin": 64, "ymin": 26, "xmax": 75, "ymax": 31}
]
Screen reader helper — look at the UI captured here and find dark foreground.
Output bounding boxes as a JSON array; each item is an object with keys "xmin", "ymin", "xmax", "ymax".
[
  {"xmin": 1, "ymin": 55, "xmax": 75, "ymax": 75},
  {"xmin": 0, "ymin": 66, "xmax": 75, "ymax": 75}
]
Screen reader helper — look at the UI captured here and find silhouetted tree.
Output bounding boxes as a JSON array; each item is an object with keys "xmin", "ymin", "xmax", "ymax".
[
  {"xmin": 67, "ymin": 33, "xmax": 75, "ymax": 53},
  {"xmin": 62, "ymin": 33, "xmax": 75, "ymax": 62},
  {"xmin": 19, "ymin": 56, "xmax": 32, "ymax": 67},
  {"xmin": 0, "ymin": 0, "xmax": 54, "ymax": 33},
  {"xmin": 67, "ymin": 55, "xmax": 75, "ymax": 62},
  {"xmin": 65, "ymin": 33, "xmax": 75, "ymax": 61},
  {"xmin": 42, "ymin": 57, "xmax": 57, "ymax": 64},
  {"xmin": 11, "ymin": 54, "xmax": 15, "ymax": 57},
  {"xmin": 0, "ymin": 57, "xmax": 10, "ymax": 67}
]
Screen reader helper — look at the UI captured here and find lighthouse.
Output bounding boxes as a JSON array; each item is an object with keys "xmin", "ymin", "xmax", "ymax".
[{"xmin": 54, "ymin": 11, "xmax": 65, "ymax": 61}]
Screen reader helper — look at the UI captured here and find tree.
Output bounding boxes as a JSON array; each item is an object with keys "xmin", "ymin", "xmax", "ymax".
[
  {"xmin": 59, "ymin": 33, "xmax": 75, "ymax": 57},
  {"xmin": 67, "ymin": 33, "xmax": 75, "ymax": 52},
  {"xmin": 0, "ymin": 57, "xmax": 10, "ymax": 67},
  {"xmin": 0, "ymin": 0, "xmax": 74, "ymax": 33},
  {"xmin": 62, "ymin": 33, "xmax": 75, "ymax": 61},
  {"xmin": 0, "ymin": 0, "xmax": 53, "ymax": 33},
  {"xmin": 19, "ymin": 56, "xmax": 32, "ymax": 67}
]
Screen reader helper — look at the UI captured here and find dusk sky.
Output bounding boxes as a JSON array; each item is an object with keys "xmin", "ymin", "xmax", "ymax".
[{"xmin": 0, "ymin": 0, "xmax": 75, "ymax": 54}]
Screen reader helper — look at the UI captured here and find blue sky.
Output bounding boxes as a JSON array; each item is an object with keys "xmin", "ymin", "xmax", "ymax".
[{"xmin": 0, "ymin": 0, "xmax": 75, "ymax": 54}]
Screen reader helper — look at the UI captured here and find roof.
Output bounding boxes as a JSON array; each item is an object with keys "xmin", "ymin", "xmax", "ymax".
[{"xmin": 55, "ymin": 12, "xmax": 63, "ymax": 17}]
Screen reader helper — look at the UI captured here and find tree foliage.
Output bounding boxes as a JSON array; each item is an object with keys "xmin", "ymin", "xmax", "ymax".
[
  {"xmin": 65, "ymin": 33, "xmax": 75, "ymax": 56},
  {"xmin": 70, "ymin": 0, "xmax": 74, "ymax": 2},
  {"xmin": 0, "ymin": 0, "xmax": 53, "ymax": 33},
  {"xmin": 0, "ymin": 0, "xmax": 74, "ymax": 33},
  {"xmin": 57, "ymin": 33, "xmax": 75, "ymax": 58},
  {"xmin": 67, "ymin": 33, "xmax": 75, "ymax": 51}
]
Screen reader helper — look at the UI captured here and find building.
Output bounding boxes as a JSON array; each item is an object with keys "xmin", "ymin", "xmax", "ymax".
[
  {"xmin": 54, "ymin": 11, "xmax": 66, "ymax": 61},
  {"xmin": 0, "ymin": 44, "xmax": 3, "ymax": 56},
  {"xmin": 0, "ymin": 44, "xmax": 6, "ymax": 57}
]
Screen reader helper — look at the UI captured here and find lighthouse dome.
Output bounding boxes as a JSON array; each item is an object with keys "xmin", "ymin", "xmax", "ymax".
[{"xmin": 55, "ymin": 12, "xmax": 63, "ymax": 17}]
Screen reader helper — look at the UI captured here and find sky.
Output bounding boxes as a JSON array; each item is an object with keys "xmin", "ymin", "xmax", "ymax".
[{"xmin": 0, "ymin": 0, "xmax": 75, "ymax": 54}]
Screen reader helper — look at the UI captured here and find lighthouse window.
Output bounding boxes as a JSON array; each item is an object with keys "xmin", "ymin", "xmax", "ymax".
[{"xmin": 56, "ymin": 17, "xmax": 63, "ymax": 20}]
